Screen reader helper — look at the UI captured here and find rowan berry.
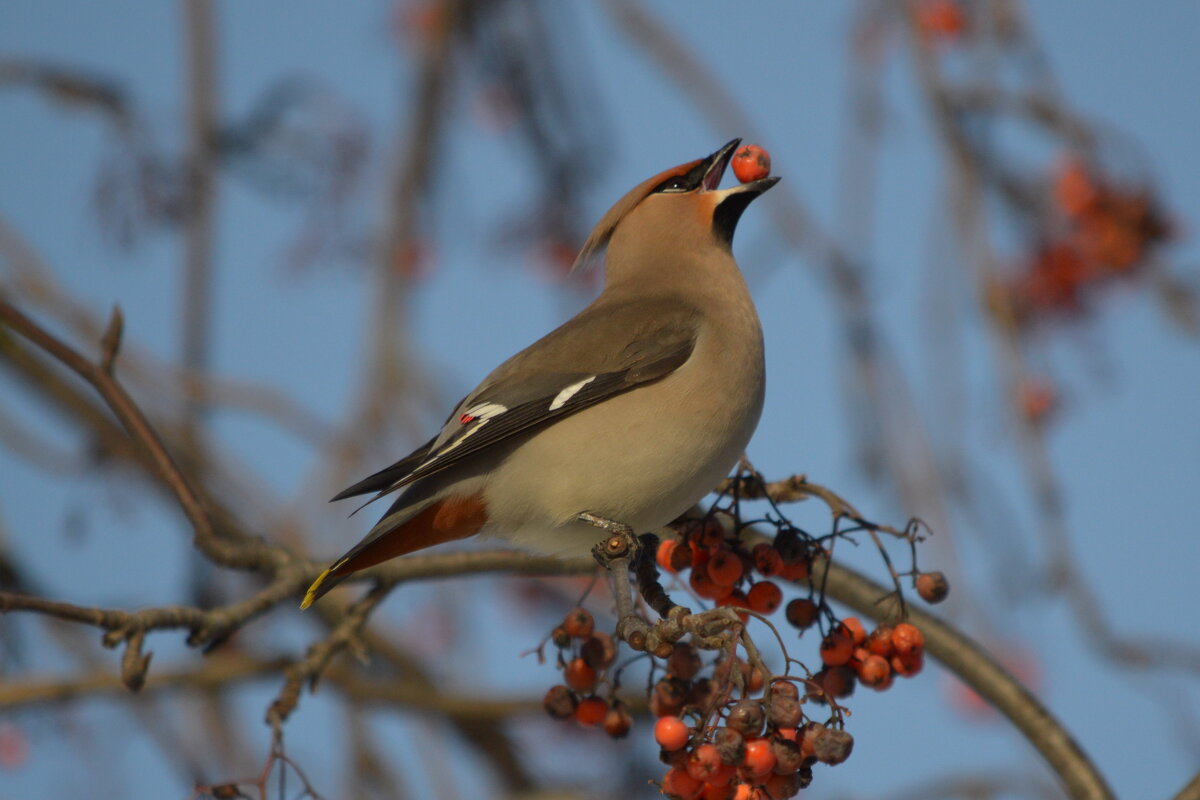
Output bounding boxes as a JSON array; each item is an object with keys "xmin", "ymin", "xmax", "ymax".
[
  {"xmin": 857, "ymin": 654, "xmax": 892, "ymax": 690},
  {"xmin": 732, "ymin": 145, "xmax": 771, "ymax": 184},
  {"xmin": 891, "ymin": 623, "xmax": 925, "ymax": 656},
  {"xmin": 820, "ymin": 628, "xmax": 855, "ymax": 666},
  {"xmin": 655, "ymin": 716, "xmax": 691, "ymax": 751},
  {"xmin": 770, "ymin": 680, "xmax": 799, "ymax": 700},
  {"xmin": 671, "ymin": 538, "xmax": 695, "ymax": 572},
  {"xmin": 603, "ymin": 703, "xmax": 632, "ymax": 737},
  {"xmin": 652, "ymin": 677, "xmax": 691, "ymax": 718},
  {"xmin": 751, "ymin": 543, "xmax": 784, "ymax": 577},
  {"xmin": 662, "ymin": 766, "xmax": 704, "ymax": 800},
  {"xmin": 563, "ymin": 657, "xmax": 597, "ymax": 693},
  {"xmin": 698, "ymin": 519, "xmax": 726, "ymax": 549},
  {"xmin": 668, "ymin": 642, "xmax": 703, "ymax": 681},
  {"xmin": 706, "ymin": 761, "xmax": 736, "ymax": 787},
  {"xmin": 820, "ymin": 666, "xmax": 856, "ymax": 699},
  {"xmin": 891, "ymin": 649, "xmax": 924, "ymax": 678},
  {"xmin": 915, "ymin": 0, "xmax": 966, "ymax": 40},
  {"xmin": 658, "ymin": 539, "xmax": 681, "ymax": 573},
  {"xmin": 866, "ymin": 625, "xmax": 895, "ymax": 658},
  {"xmin": 742, "ymin": 662, "xmax": 766, "ymax": 694},
  {"xmin": 712, "ymin": 726, "xmax": 746, "ymax": 765},
  {"xmin": 784, "ymin": 598, "xmax": 818, "ymax": 630},
  {"xmin": 689, "ymin": 677, "xmax": 717, "ymax": 708},
  {"xmin": 550, "ymin": 626, "xmax": 571, "ymax": 649},
  {"xmin": 798, "ymin": 722, "xmax": 823, "ymax": 758},
  {"xmin": 746, "ymin": 581, "xmax": 783, "ymax": 614},
  {"xmin": 766, "ymin": 694, "xmax": 802, "ymax": 729},
  {"xmin": 743, "ymin": 738, "xmax": 777, "ymax": 777},
  {"xmin": 812, "ymin": 727, "xmax": 854, "ymax": 765},
  {"xmin": 562, "ymin": 607, "xmax": 594, "ymax": 638},
  {"xmin": 1054, "ymin": 157, "xmax": 1099, "ymax": 218},
  {"xmin": 762, "ymin": 771, "xmax": 801, "ymax": 799},
  {"xmin": 770, "ymin": 736, "xmax": 803, "ymax": 775},
  {"xmin": 580, "ymin": 632, "xmax": 616, "ymax": 669},
  {"xmin": 691, "ymin": 565, "xmax": 733, "ymax": 601},
  {"xmin": 726, "ymin": 699, "xmax": 765, "ymax": 738},
  {"xmin": 779, "ymin": 557, "xmax": 809, "ymax": 582},
  {"xmin": 701, "ymin": 781, "xmax": 736, "ymax": 800},
  {"xmin": 686, "ymin": 743, "xmax": 723, "ymax": 783},
  {"xmin": 574, "ymin": 696, "xmax": 607, "ymax": 726},
  {"xmin": 542, "ymin": 684, "xmax": 576, "ymax": 719},
  {"xmin": 916, "ymin": 571, "xmax": 950, "ymax": 603},
  {"xmin": 708, "ymin": 549, "xmax": 744, "ymax": 587},
  {"xmin": 841, "ymin": 617, "xmax": 867, "ymax": 646}
]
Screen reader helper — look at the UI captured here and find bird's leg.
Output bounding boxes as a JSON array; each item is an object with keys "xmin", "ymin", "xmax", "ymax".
[
  {"xmin": 581, "ymin": 513, "xmax": 693, "ymax": 655},
  {"xmin": 580, "ymin": 512, "xmax": 656, "ymax": 650},
  {"xmin": 580, "ymin": 512, "xmax": 641, "ymax": 630},
  {"xmin": 581, "ymin": 514, "xmax": 753, "ymax": 664}
]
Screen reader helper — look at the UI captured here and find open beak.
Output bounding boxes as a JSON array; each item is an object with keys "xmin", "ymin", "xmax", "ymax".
[{"xmin": 701, "ymin": 138, "xmax": 741, "ymax": 191}]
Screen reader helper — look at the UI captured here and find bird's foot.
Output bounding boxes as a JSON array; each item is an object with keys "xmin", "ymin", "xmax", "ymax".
[{"xmin": 577, "ymin": 513, "xmax": 744, "ymax": 655}]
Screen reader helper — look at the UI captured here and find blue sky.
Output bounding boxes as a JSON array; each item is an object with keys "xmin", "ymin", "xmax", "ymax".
[{"xmin": 2, "ymin": 2, "xmax": 1198, "ymax": 798}]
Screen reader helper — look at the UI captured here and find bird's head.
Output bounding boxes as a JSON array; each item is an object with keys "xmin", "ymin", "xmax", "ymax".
[{"xmin": 572, "ymin": 138, "xmax": 779, "ymax": 277}]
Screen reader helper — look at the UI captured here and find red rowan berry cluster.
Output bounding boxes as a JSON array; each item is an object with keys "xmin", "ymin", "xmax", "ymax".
[
  {"xmin": 792, "ymin": 615, "xmax": 927, "ymax": 698},
  {"xmin": 914, "ymin": 0, "xmax": 967, "ymax": 43},
  {"xmin": 541, "ymin": 471, "xmax": 944, "ymax": 799},
  {"xmin": 653, "ymin": 684, "xmax": 850, "ymax": 800},
  {"xmin": 655, "ymin": 518, "xmax": 809, "ymax": 622},
  {"xmin": 541, "ymin": 607, "xmax": 633, "ymax": 735},
  {"xmin": 1009, "ymin": 157, "xmax": 1172, "ymax": 323}
]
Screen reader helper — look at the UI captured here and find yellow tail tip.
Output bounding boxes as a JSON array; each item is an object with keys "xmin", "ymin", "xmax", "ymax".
[{"xmin": 300, "ymin": 566, "xmax": 333, "ymax": 610}]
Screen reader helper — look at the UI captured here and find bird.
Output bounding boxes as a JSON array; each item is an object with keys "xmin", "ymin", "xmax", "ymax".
[{"xmin": 302, "ymin": 138, "xmax": 777, "ymax": 609}]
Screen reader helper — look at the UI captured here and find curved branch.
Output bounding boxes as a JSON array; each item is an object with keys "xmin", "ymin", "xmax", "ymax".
[{"xmin": 817, "ymin": 554, "xmax": 1115, "ymax": 800}]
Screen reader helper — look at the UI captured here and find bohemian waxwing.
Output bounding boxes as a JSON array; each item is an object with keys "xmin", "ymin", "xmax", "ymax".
[{"xmin": 303, "ymin": 138, "xmax": 777, "ymax": 608}]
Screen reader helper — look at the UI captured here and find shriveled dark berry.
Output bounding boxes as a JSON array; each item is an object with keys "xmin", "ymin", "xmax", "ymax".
[
  {"xmin": 785, "ymin": 598, "xmax": 819, "ymax": 630},
  {"xmin": 543, "ymin": 684, "xmax": 576, "ymax": 719},
  {"xmin": 580, "ymin": 632, "xmax": 616, "ymax": 669},
  {"xmin": 688, "ymin": 677, "xmax": 717, "ymax": 708},
  {"xmin": 798, "ymin": 722, "xmax": 824, "ymax": 759},
  {"xmin": 550, "ymin": 626, "xmax": 571, "ymax": 649},
  {"xmin": 726, "ymin": 699, "xmax": 765, "ymax": 737},
  {"xmin": 603, "ymin": 703, "xmax": 632, "ymax": 738},
  {"xmin": 822, "ymin": 665, "xmax": 857, "ymax": 699},
  {"xmin": 770, "ymin": 680, "xmax": 800, "ymax": 700},
  {"xmin": 916, "ymin": 571, "xmax": 950, "ymax": 603},
  {"xmin": 650, "ymin": 676, "xmax": 691, "ymax": 718},
  {"xmin": 667, "ymin": 642, "xmax": 702, "ymax": 681},
  {"xmin": 762, "ymin": 771, "xmax": 801, "ymax": 799},
  {"xmin": 767, "ymin": 693, "xmax": 802, "ymax": 729},
  {"xmin": 813, "ymin": 727, "xmax": 854, "ymax": 765},
  {"xmin": 712, "ymin": 726, "xmax": 746, "ymax": 765},
  {"xmin": 770, "ymin": 736, "xmax": 803, "ymax": 775}
]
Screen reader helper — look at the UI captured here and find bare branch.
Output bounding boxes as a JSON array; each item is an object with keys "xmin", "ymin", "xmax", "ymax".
[{"xmin": 0, "ymin": 298, "xmax": 288, "ymax": 571}]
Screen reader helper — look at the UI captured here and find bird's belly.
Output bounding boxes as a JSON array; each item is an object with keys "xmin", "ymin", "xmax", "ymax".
[{"xmin": 480, "ymin": 350, "xmax": 763, "ymax": 555}]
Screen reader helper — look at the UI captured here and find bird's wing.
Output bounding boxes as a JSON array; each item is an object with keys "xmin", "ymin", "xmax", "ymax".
[{"xmin": 332, "ymin": 297, "xmax": 700, "ymax": 502}]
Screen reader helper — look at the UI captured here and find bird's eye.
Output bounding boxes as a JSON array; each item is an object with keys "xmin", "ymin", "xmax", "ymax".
[{"xmin": 657, "ymin": 176, "xmax": 689, "ymax": 193}]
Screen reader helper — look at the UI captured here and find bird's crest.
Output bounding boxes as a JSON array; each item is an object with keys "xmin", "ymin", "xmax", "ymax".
[{"xmin": 570, "ymin": 158, "xmax": 704, "ymax": 274}]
